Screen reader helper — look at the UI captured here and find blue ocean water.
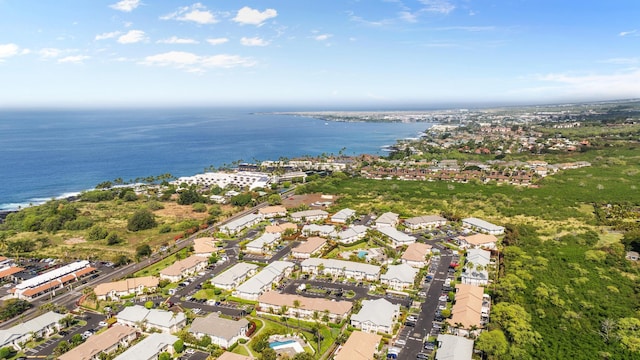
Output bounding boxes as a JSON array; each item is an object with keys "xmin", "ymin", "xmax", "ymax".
[{"xmin": 0, "ymin": 108, "xmax": 431, "ymax": 210}]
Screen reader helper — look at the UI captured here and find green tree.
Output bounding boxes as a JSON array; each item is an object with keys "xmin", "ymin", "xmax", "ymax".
[
  {"xmin": 136, "ymin": 244, "xmax": 152, "ymax": 259},
  {"xmin": 173, "ymin": 339, "xmax": 184, "ymax": 353},
  {"xmin": 54, "ymin": 340, "xmax": 70, "ymax": 356},
  {"xmin": 158, "ymin": 352, "xmax": 171, "ymax": 360},
  {"xmin": 475, "ymin": 329, "xmax": 508, "ymax": 359},
  {"xmin": 114, "ymin": 254, "xmax": 131, "ymax": 266},
  {"xmin": 0, "ymin": 346, "xmax": 14, "ymax": 359},
  {"xmin": 230, "ymin": 193, "xmax": 252, "ymax": 207},
  {"xmin": 268, "ymin": 194, "xmax": 282, "ymax": 205},
  {"xmin": 178, "ymin": 189, "xmax": 203, "ymax": 205},
  {"xmin": 106, "ymin": 232, "xmax": 121, "ymax": 245},
  {"xmin": 87, "ymin": 225, "xmax": 109, "ymax": 241},
  {"xmin": 144, "ymin": 301, "xmax": 154, "ymax": 309},
  {"xmin": 293, "ymin": 353, "xmax": 314, "ymax": 360},
  {"xmin": 616, "ymin": 317, "xmax": 640, "ymax": 352},
  {"xmin": 70, "ymin": 333, "xmax": 84, "ymax": 346},
  {"xmin": 127, "ymin": 208, "xmax": 157, "ymax": 231},
  {"xmin": 192, "ymin": 203, "xmax": 207, "ymax": 213},
  {"xmin": 260, "ymin": 348, "xmax": 277, "ymax": 360}
]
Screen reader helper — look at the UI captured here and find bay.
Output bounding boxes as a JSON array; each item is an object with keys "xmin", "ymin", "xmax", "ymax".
[{"xmin": 0, "ymin": 108, "xmax": 431, "ymax": 210}]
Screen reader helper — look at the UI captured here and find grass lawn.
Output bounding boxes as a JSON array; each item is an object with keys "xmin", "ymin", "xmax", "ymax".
[{"xmin": 133, "ymin": 248, "xmax": 188, "ymax": 277}]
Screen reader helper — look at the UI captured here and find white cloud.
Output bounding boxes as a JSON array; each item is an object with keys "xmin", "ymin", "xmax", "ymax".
[
  {"xmin": 398, "ymin": 11, "xmax": 418, "ymax": 23},
  {"xmin": 207, "ymin": 38, "xmax": 229, "ymax": 46},
  {"xmin": 600, "ymin": 57, "xmax": 640, "ymax": 65},
  {"xmin": 526, "ymin": 68, "xmax": 640, "ymax": 100},
  {"xmin": 95, "ymin": 31, "xmax": 121, "ymax": 40},
  {"xmin": 109, "ymin": 0, "xmax": 141, "ymax": 12},
  {"xmin": 314, "ymin": 34, "xmax": 332, "ymax": 41},
  {"xmin": 140, "ymin": 51, "xmax": 256, "ymax": 70},
  {"xmin": 58, "ymin": 55, "xmax": 90, "ymax": 64},
  {"xmin": 161, "ymin": 3, "xmax": 217, "ymax": 25},
  {"xmin": 240, "ymin": 37, "xmax": 270, "ymax": 46},
  {"xmin": 419, "ymin": 0, "xmax": 455, "ymax": 14},
  {"xmin": 619, "ymin": 30, "xmax": 638, "ymax": 37},
  {"xmin": 233, "ymin": 6, "xmax": 277, "ymax": 26},
  {"xmin": 39, "ymin": 48, "xmax": 63, "ymax": 58},
  {"xmin": 157, "ymin": 36, "xmax": 199, "ymax": 44},
  {"xmin": 118, "ymin": 30, "xmax": 146, "ymax": 44},
  {"xmin": 0, "ymin": 43, "xmax": 19, "ymax": 59}
]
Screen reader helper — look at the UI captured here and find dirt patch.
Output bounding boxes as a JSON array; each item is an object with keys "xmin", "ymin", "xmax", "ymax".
[
  {"xmin": 64, "ymin": 237, "xmax": 86, "ymax": 245},
  {"xmin": 154, "ymin": 202, "xmax": 209, "ymax": 221},
  {"xmin": 281, "ymin": 193, "xmax": 338, "ymax": 209}
]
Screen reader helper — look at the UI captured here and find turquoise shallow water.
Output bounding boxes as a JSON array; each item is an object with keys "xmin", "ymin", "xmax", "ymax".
[{"xmin": 0, "ymin": 108, "xmax": 431, "ymax": 210}]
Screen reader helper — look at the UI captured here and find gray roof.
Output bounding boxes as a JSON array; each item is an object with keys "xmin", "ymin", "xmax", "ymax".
[
  {"xmin": 291, "ymin": 209, "xmax": 328, "ymax": 219},
  {"xmin": 436, "ymin": 334, "xmax": 474, "ymax": 360},
  {"xmin": 377, "ymin": 227, "xmax": 416, "ymax": 244},
  {"xmin": 117, "ymin": 305, "xmax": 186, "ymax": 329},
  {"xmin": 375, "ymin": 212, "xmax": 398, "ymax": 225},
  {"xmin": 246, "ymin": 233, "xmax": 280, "ymax": 250},
  {"xmin": 462, "ymin": 217, "xmax": 504, "ymax": 232},
  {"xmin": 351, "ymin": 298, "xmax": 399, "ymax": 328},
  {"xmin": 404, "ymin": 215, "xmax": 447, "ymax": 226},
  {"xmin": 302, "ymin": 224, "xmax": 337, "ymax": 237},
  {"xmin": 235, "ymin": 261, "xmax": 294, "ymax": 295},
  {"xmin": 466, "ymin": 249, "xmax": 491, "ymax": 267},
  {"xmin": 380, "ymin": 263, "xmax": 418, "ymax": 283},
  {"xmin": 301, "ymin": 258, "xmax": 380, "ymax": 276},
  {"xmin": 0, "ymin": 311, "xmax": 65, "ymax": 348},
  {"xmin": 221, "ymin": 213, "xmax": 261, "ymax": 232},
  {"xmin": 114, "ymin": 333, "xmax": 178, "ymax": 360},
  {"xmin": 337, "ymin": 225, "xmax": 368, "ymax": 240},
  {"xmin": 189, "ymin": 313, "xmax": 249, "ymax": 340},
  {"xmin": 211, "ymin": 263, "xmax": 259, "ymax": 287},
  {"xmin": 331, "ymin": 208, "xmax": 356, "ymax": 222}
]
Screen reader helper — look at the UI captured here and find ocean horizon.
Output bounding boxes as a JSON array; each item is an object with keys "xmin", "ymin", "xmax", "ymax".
[{"xmin": 0, "ymin": 108, "xmax": 432, "ymax": 211}]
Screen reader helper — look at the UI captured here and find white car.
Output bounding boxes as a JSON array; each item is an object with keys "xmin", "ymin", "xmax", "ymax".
[
  {"xmin": 98, "ymin": 321, "xmax": 108, "ymax": 327},
  {"xmin": 185, "ymin": 348, "xmax": 196, "ymax": 354},
  {"xmin": 395, "ymin": 339, "xmax": 407, "ymax": 346}
]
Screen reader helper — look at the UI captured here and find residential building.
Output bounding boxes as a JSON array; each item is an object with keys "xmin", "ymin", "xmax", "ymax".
[
  {"xmin": 233, "ymin": 261, "xmax": 294, "ymax": 300},
  {"xmin": 193, "ymin": 237, "xmax": 218, "ymax": 257},
  {"xmin": 449, "ymin": 284, "xmax": 485, "ymax": 337},
  {"xmin": 173, "ymin": 171, "xmax": 271, "ymax": 191},
  {"xmin": 375, "ymin": 212, "xmax": 399, "ymax": 228},
  {"xmin": 435, "ymin": 334, "xmax": 474, "ymax": 360},
  {"xmin": 401, "ymin": 242, "xmax": 432, "ymax": 268},
  {"xmin": 350, "ymin": 298, "xmax": 399, "ymax": 334},
  {"xmin": 258, "ymin": 291, "xmax": 352, "ymax": 322},
  {"xmin": 458, "ymin": 233, "xmax": 498, "ymax": 250},
  {"xmin": 265, "ymin": 222, "xmax": 298, "ymax": 234},
  {"xmin": 461, "ymin": 217, "xmax": 505, "ymax": 235},
  {"xmin": 211, "ymin": 263, "xmax": 259, "ymax": 290},
  {"xmin": 94, "ymin": 276, "xmax": 159, "ymax": 301},
  {"xmin": 159, "ymin": 255, "xmax": 208, "ymax": 282},
  {"xmin": 404, "ymin": 215, "xmax": 447, "ymax": 230},
  {"xmin": 189, "ymin": 313, "xmax": 249, "ymax": 349},
  {"xmin": 461, "ymin": 249, "xmax": 491, "ymax": 286},
  {"xmin": 301, "ymin": 224, "xmax": 337, "ymax": 238},
  {"xmin": 334, "ymin": 331, "xmax": 381, "ymax": 360},
  {"xmin": 291, "ymin": 237, "xmax": 327, "ymax": 259},
  {"xmin": 12, "ymin": 260, "xmax": 96, "ymax": 300},
  {"xmin": 380, "ymin": 264, "xmax": 418, "ymax": 291},
  {"xmin": 220, "ymin": 213, "xmax": 262, "ymax": 235},
  {"xmin": 245, "ymin": 232, "xmax": 281, "ymax": 254},
  {"xmin": 0, "ymin": 311, "xmax": 64, "ymax": 350},
  {"xmin": 116, "ymin": 305, "xmax": 186, "ymax": 333},
  {"xmin": 258, "ymin": 205, "xmax": 287, "ymax": 218},
  {"xmin": 114, "ymin": 333, "xmax": 178, "ymax": 360},
  {"xmin": 58, "ymin": 325, "xmax": 138, "ymax": 360},
  {"xmin": 301, "ymin": 258, "xmax": 380, "ymax": 281},
  {"xmin": 377, "ymin": 227, "xmax": 416, "ymax": 247},
  {"xmin": 290, "ymin": 209, "xmax": 328, "ymax": 222},
  {"xmin": 331, "ymin": 208, "xmax": 356, "ymax": 223},
  {"xmin": 337, "ymin": 225, "xmax": 369, "ymax": 245}
]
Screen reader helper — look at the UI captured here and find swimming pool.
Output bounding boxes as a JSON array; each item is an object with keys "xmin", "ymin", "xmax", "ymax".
[
  {"xmin": 358, "ymin": 250, "xmax": 368, "ymax": 259},
  {"xmin": 269, "ymin": 340, "xmax": 297, "ymax": 348}
]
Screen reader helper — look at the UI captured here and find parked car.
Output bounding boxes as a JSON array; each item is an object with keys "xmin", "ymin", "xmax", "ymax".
[{"xmin": 98, "ymin": 321, "xmax": 108, "ymax": 327}]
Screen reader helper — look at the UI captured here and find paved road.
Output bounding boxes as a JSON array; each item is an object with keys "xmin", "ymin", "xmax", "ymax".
[{"xmin": 398, "ymin": 250, "xmax": 454, "ymax": 359}]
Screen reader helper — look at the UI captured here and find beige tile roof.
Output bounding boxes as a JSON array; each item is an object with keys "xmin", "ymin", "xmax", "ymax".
[
  {"xmin": 258, "ymin": 205, "xmax": 287, "ymax": 215},
  {"xmin": 0, "ymin": 266, "xmax": 24, "ymax": 278},
  {"xmin": 265, "ymin": 222, "xmax": 297, "ymax": 233},
  {"xmin": 58, "ymin": 325, "xmax": 137, "ymax": 360},
  {"xmin": 258, "ymin": 291, "xmax": 352, "ymax": 316},
  {"xmin": 292, "ymin": 236, "xmax": 327, "ymax": 255},
  {"xmin": 334, "ymin": 331, "xmax": 381, "ymax": 360},
  {"xmin": 194, "ymin": 237, "xmax": 218, "ymax": 254},
  {"xmin": 160, "ymin": 255, "xmax": 207, "ymax": 277},
  {"xmin": 461, "ymin": 233, "xmax": 498, "ymax": 246},
  {"xmin": 401, "ymin": 242, "xmax": 432, "ymax": 262},
  {"xmin": 218, "ymin": 352, "xmax": 254, "ymax": 360},
  {"xmin": 94, "ymin": 276, "xmax": 159, "ymax": 297},
  {"xmin": 449, "ymin": 283, "xmax": 484, "ymax": 330}
]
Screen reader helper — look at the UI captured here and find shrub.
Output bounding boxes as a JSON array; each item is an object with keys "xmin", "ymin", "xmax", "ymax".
[
  {"xmin": 127, "ymin": 209, "xmax": 157, "ymax": 231},
  {"xmin": 106, "ymin": 232, "xmax": 121, "ymax": 245},
  {"xmin": 192, "ymin": 203, "xmax": 207, "ymax": 213},
  {"xmin": 158, "ymin": 224, "xmax": 172, "ymax": 233},
  {"xmin": 87, "ymin": 225, "xmax": 109, "ymax": 241}
]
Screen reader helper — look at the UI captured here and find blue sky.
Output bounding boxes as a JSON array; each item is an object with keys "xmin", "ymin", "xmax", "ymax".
[{"xmin": 0, "ymin": 0, "xmax": 639, "ymax": 108}]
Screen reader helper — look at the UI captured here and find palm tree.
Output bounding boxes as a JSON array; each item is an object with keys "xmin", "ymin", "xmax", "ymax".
[{"xmin": 293, "ymin": 300, "xmax": 301, "ymax": 328}]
